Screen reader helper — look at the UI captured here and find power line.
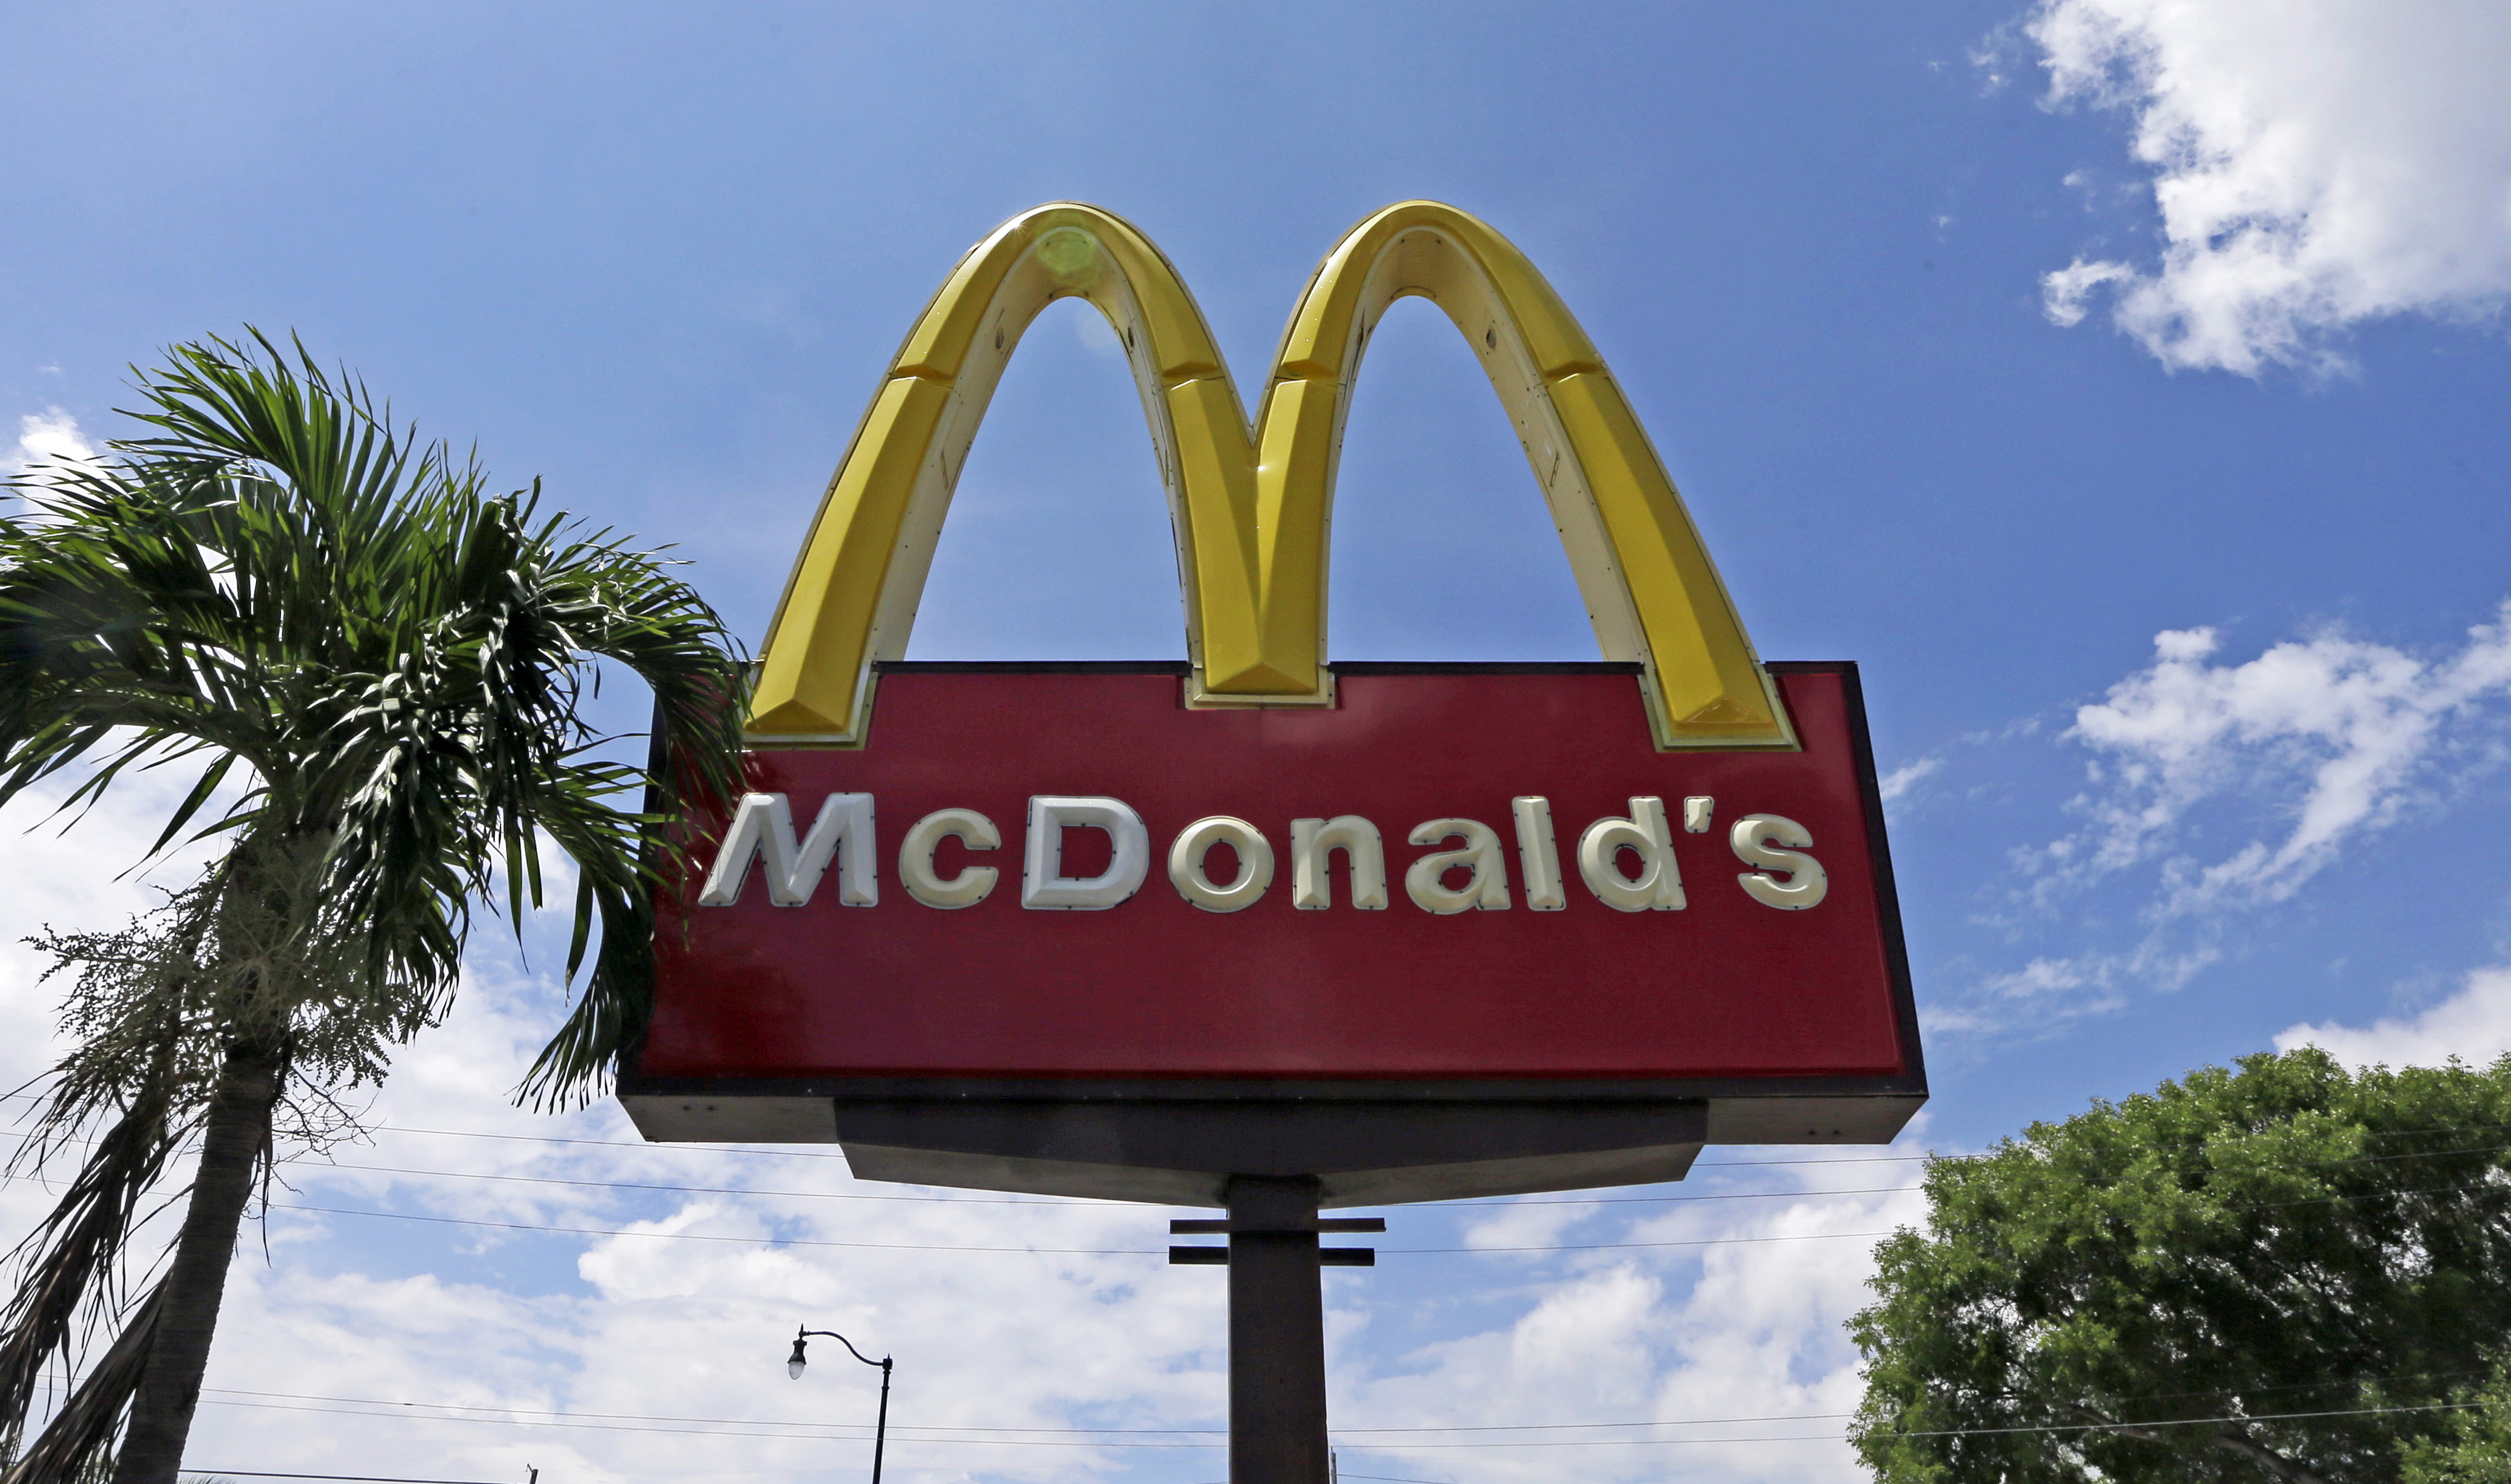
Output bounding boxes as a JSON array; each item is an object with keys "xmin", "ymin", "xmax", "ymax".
[
  {"xmin": 135, "ymin": 1140, "xmax": 2500, "ymax": 1236},
  {"xmin": 335, "ymin": 1118, "xmax": 2511, "ymax": 1169},
  {"xmin": 0, "ymin": 1119, "xmax": 1939, "ymax": 1208},
  {"xmin": 271, "ymin": 1203, "xmax": 1168, "ymax": 1256},
  {"xmin": 1327, "ymin": 1401, "xmax": 2487, "ymax": 1450},
  {"xmin": 199, "ymin": 1397, "xmax": 1210, "ymax": 1450},
  {"xmin": 190, "ymin": 1393, "xmax": 2480, "ymax": 1452},
  {"xmin": 279, "ymin": 1175, "xmax": 2511, "ymax": 1254},
  {"xmin": 202, "ymin": 1385, "xmax": 1858, "ymax": 1436},
  {"xmin": 1890, "ymin": 1400, "xmax": 2481, "ymax": 1440},
  {"xmin": 272, "ymin": 1200, "xmax": 1900, "ymax": 1254},
  {"xmin": 206, "ymin": 1387, "xmax": 1211, "ymax": 1437},
  {"xmin": 29, "ymin": 1119, "xmax": 2498, "ymax": 1214},
  {"xmin": 23, "ymin": 1109, "xmax": 2502, "ymax": 1217},
  {"xmin": 297, "ymin": 1160, "xmax": 1101, "ymax": 1206},
  {"xmin": 192, "ymin": 1360, "xmax": 2511, "ymax": 1442},
  {"xmin": 267, "ymin": 1149, "xmax": 2511, "ymax": 1214},
  {"xmin": 171, "ymin": 1381, "xmax": 2499, "ymax": 1460},
  {"xmin": 13, "ymin": 1072, "xmax": 2511, "ymax": 1179},
  {"xmin": 369, "ymin": 1121, "xmax": 1955, "ymax": 1175},
  {"xmin": 273, "ymin": 1157, "xmax": 1933, "ymax": 1211},
  {"xmin": 0, "ymin": 1157, "xmax": 1905, "ymax": 1229},
  {"xmin": 178, "ymin": 1473, "xmax": 515, "ymax": 1484}
]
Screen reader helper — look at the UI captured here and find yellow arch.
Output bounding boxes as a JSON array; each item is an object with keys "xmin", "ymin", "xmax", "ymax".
[{"xmin": 748, "ymin": 201, "xmax": 1794, "ymax": 750}]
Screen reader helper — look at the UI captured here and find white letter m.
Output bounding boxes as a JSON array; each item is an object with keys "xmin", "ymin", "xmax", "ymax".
[{"xmin": 698, "ymin": 792, "xmax": 877, "ymax": 907}]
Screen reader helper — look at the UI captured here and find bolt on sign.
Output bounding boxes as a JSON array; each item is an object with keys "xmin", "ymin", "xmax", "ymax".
[{"xmin": 624, "ymin": 201, "xmax": 1925, "ymax": 1208}]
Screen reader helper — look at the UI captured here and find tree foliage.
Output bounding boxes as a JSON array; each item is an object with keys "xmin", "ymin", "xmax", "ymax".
[
  {"xmin": 0, "ymin": 332, "xmax": 747, "ymax": 1483},
  {"xmin": 1851, "ymin": 1049, "xmax": 2511, "ymax": 1484},
  {"xmin": 2405, "ymin": 1364, "xmax": 2511, "ymax": 1484}
]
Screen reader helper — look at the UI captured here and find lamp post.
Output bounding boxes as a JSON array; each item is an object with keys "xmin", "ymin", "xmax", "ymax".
[{"xmin": 786, "ymin": 1325, "xmax": 893, "ymax": 1484}]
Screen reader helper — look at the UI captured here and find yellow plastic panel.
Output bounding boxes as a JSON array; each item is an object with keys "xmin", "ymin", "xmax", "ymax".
[
  {"xmin": 750, "ymin": 375, "xmax": 953, "ymax": 738},
  {"xmin": 1545, "ymin": 373, "xmax": 1782, "ymax": 738},
  {"xmin": 747, "ymin": 200, "xmax": 1791, "ymax": 749},
  {"xmin": 1162, "ymin": 375, "xmax": 1263, "ymax": 685}
]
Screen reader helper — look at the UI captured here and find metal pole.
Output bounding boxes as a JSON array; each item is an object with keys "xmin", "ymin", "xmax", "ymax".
[
  {"xmin": 1226, "ymin": 1175, "xmax": 1330, "ymax": 1484},
  {"xmin": 872, "ymin": 1356, "xmax": 891, "ymax": 1484},
  {"xmin": 793, "ymin": 1326, "xmax": 890, "ymax": 1484}
]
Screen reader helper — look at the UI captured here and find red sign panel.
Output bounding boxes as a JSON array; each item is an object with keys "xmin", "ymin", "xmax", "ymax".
[{"xmin": 635, "ymin": 662, "xmax": 1918, "ymax": 1091}]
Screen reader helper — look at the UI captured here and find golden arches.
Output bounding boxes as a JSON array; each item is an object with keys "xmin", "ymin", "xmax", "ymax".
[{"xmin": 748, "ymin": 201, "xmax": 1794, "ymax": 750}]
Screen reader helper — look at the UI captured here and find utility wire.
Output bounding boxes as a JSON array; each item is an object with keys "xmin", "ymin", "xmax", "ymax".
[
  {"xmin": 367, "ymin": 1121, "xmax": 1953, "ymax": 1173},
  {"xmin": 23, "ymin": 1121, "xmax": 2497, "ymax": 1212},
  {"xmin": 1890, "ymin": 1401, "xmax": 2481, "ymax": 1439},
  {"xmin": 187, "ymin": 1393, "xmax": 2484, "ymax": 1451},
  {"xmin": 271, "ymin": 1157, "xmax": 1933, "ymax": 1210},
  {"xmin": 177, "ymin": 1473, "xmax": 514, "ymax": 1484},
  {"xmin": 1323, "ymin": 1401, "xmax": 2494, "ymax": 1450},
  {"xmin": 184, "ymin": 1363, "xmax": 2511, "ymax": 1440},
  {"xmin": 271, "ymin": 1201, "xmax": 1900, "ymax": 1254},
  {"xmin": 202, "ymin": 1388, "xmax": 1210, "ymax": 1436},
  {"xmin": 196, "ymin": 1397, "xmax": 1207, "ymax": 1450},
  {"xmin": 269, "ymin": 1171, "xmax": 2511, "ymax": 1255},
  {"xmin": 202, "ymin": 1385, "xmax": 1856, "ymax": 1436},
  {"xmin": 17, "ymin": 1111, "xmax": 2503, "ymax": 1212},
  {"xmin": 256, "ymin": 1147, "xmax": 2511, "ymax": 1214},
  {"xmin": 0, "ymin": 1121, "xmax": 1937, "ymax": 1208},
  {"xmin": 355, "ymin": 1117, "xmax": 2511, "ymax": 1164}
]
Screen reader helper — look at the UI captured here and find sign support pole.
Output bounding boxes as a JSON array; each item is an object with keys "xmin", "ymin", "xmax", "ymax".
[
  {"xmin": 1226, "ymin": 1177, "xmax": 1330, "ymax": 1484},
  {"xmin": 1170, "ymin": 1177, "xmax": 1384, "ymax": 1484}
]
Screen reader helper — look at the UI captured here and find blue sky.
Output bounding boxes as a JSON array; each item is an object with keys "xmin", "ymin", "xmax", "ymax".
[{"xmin": 5, "ymin": 3, "xmax": 2510, "ymax": 1482}]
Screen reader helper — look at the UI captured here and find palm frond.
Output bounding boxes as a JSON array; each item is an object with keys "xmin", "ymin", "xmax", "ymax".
[
  {"xmin": 516, "ymin": 885, "xmax": 660, "ymax": 1112},
  {"xmin": 0, "ymin": 890, "xmax": 224, "ymax": 1451},
  {"xmin": 0, "ymin": 1094, "xmax": 187, "ymax": 1437},
  {"xmin": 0, "ymin": 1279, "xmax": 163, "ymax": 1484}
]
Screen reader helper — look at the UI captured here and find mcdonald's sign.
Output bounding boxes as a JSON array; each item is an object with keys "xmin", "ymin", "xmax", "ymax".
[{"xmin": 624, "ymin": 203, "xmax": 1924, "ymax": 1207}]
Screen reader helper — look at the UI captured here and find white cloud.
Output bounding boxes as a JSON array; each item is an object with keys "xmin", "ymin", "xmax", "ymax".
[
  {"xmin": 2027, "ymin": 606, "xmax": 2511, "ymax": 918},
  {"xmin": 1920, "ymin": 602, "xmax": 2511, "ymax": 1033},
  {"xmin": 4, "ymin": 407, "xmax": 98, "ymax": 480},
  {"xmin": 1941, "ymin": 940, "xmax": 2218, "ymax": 1042},
  {"xmin": 1878, "ymin": 756, "xmax": 1941, "ymax": 803},
  {"xmin": 1458, "ymin": 1192, "xmax": 1601, "ymax": 1254},
  {"xmin": 2025, "ymin": 0, "xmax": 2511, "ymax": 373},
  {"xmin": 1971, "ymin": 956, "xmax": 2124, "ymax": 1020},
  {"xmin": 1342, "ymin": 1150, "xmax": 1934, "ymax": 1484},
  {"xmin": 2275, "ymin": 964, "xmax": 2511, "ymax": 1069}
]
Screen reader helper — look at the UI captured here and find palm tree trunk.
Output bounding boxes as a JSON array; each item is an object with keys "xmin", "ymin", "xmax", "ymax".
[{"xmin": 108, "ymin": 1042, "xmax": 282, "ymax": 1484}]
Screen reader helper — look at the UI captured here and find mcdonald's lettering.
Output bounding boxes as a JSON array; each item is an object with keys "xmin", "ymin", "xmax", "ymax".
[
  {"xmin": 697, "ymin": 791, "xmax": 1832, "ymax": 916},
  {"xmin": 627, "ymin": 204, "xmax": 1922, "ymax": 1203}
]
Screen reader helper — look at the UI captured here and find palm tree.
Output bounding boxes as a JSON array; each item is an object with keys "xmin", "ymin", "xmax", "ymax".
[{"xmin": 0, "ymin": 333, "xmax": 746, "ymax": 1484}]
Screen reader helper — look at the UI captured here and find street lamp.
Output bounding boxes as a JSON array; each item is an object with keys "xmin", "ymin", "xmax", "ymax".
[{"xmin": 786, "ymin": 1324, "xmax": 893, "ymax": 1484}]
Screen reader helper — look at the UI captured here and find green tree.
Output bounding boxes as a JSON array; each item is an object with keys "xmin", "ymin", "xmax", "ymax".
[
  {"xmin": 2404, "ymin": 1363, "xmax": 2511, "ymax": 1484},
  {"xmin": 0, "ymin": 333, "xmax": 745, "ymax": 1484},
  {"xmin": 1850, "ymin": 1049, "xmax": 2511, "ymax": 1484}
]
